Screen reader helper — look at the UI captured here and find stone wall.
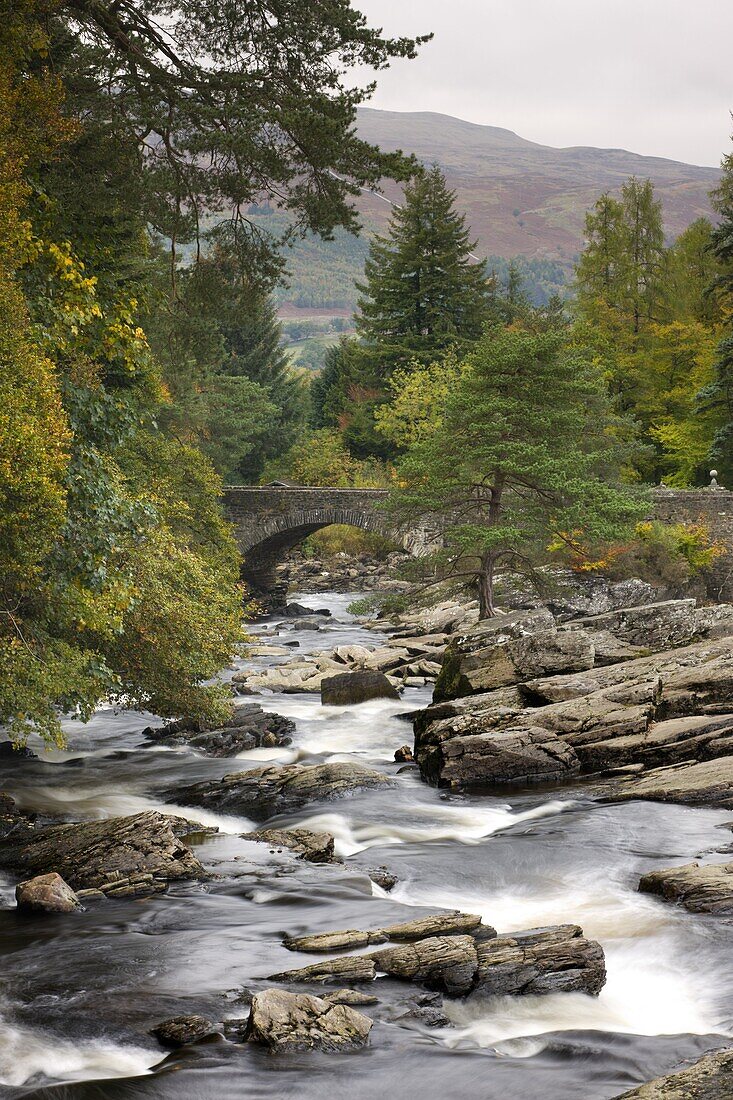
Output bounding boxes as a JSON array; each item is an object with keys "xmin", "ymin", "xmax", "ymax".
[{"xmin": 652, "ymin": 487, "xmax": 733, "ymax": 599}]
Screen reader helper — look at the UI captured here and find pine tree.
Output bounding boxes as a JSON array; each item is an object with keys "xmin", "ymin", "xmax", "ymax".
[
  {"xmin": 355, "ymin": 165, "xmax": 491, "ymax": 375},
  {"xmin": 389, "ymin": 330, "xmax": 645, "ymax": 618}
]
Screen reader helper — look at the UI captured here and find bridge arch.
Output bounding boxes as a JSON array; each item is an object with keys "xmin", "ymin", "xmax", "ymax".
[{"xmin": 223, "ymin": 486, "xmax": 426, "ymax": 606}]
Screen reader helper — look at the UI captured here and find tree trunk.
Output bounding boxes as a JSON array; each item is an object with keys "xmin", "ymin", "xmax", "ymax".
[{"xmin": 478, "ymin": 555, "xmax": 496, "ymax": 619}]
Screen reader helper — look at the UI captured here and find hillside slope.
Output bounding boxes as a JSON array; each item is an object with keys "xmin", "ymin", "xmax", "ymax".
[{"xmin": 272, "ymin": 108, "xmax": 720, "ymax": 314}]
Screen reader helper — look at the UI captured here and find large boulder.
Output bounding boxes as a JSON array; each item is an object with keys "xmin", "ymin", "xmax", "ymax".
[
  {"xmin": 639, "ymin": 861, "xmax": 733, "ymax": 914},
  {"xmin": 143, "ymin": 703, "xmax": 294, "ymax": 757},
  {"xmin": 15, "ymin": 872, "xmax": 82, "ymax": 914},
  {"xmin": 172, "ymin": 762, "xmax": 395, "ymax": 821},
  {"xmin": 0, "ymin": 811, "xmax": 204, "ymax": 895},
  {"xmin": 616, "ymin": 1048, "xmax": 733, "ymax": 1098},
  {"xmin": 245, "ymin": 989, "xmax": 372, "ymax": 1053},
  {"xmin": 474, "ymin": 924, "xmax": 606, "ymax": 995},
  {"xmin": 321, "ymin": 670, "xmax": 400, "ymax": 706}
]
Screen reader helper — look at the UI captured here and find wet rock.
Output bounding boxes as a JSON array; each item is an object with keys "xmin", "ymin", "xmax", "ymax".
[
  {"xmin": 321, "ymin": 670, "xmax": 400, "ymax": 706},
  {"xmin": 150, "ymin": 1015, "xmax": 218, "ymax": 1048},
  {"xmin": 371, "ymin": 935, "xmax": 479, "ymax": 995},
  {"xmin": 638, "ymin": 861, "xmax": 733, "ymax": 914},
  {"xmin": 245, "ymin": 988, "xmax": 372, "ymax": 1053},
  {"xmin": 0, "ymin": 811, "xmax": 205, "ymax": 894},
  {"xmin": 270, "ymin": 953, "xmax": 378, "ymax": 984},
  {"xmin": 395, "ymin": 991, "xmax": 450, "ymax": 1028},
  {"xmin": 616, "ymin": 1047, "xmax": 733, "ymax": 1097},
  {"xmin": 394, "ymin": 745, "xmax": 414, "ymax": 762},
  {"xmin": 284, "ymin": 912, "xmax": 488, "ymax": 954},
  {"xmin": 416, "ymin": 720, "xmax": 580, "ymax": 790},
  {"xmin": 0, "ymin": 741, "xmax": 37, "ymax": 759},
  {"xmin": 15, "ymin": 872, "xmax": 82, "ymax": 914},
  {"xmin": 143, "ymin": 703, "xmax": 295, "ymax": 757},
  {"xmin": 368, "ymin": 867, "xmax": 398, "ymax": 891},
  {"xmin": 283, "ymin": 603, "xmax": 331, "ymax": 618},
  {"xmin": 608, "ymin": 756, "xmax": 733, "ymax": 809},
  {"xmin": 173, "ymin": 762, "xmax": 395, "ymax": 821},
  {"xmin": 247, "ymin": 827, "xmax": 339, "ymax": 864},
  {"xmin": 323, "ymin": 989, "xmax": 379, "ymax": 1007},
  {"xmin": 474, "ymin": 924, "xmax": 606, "ymax": 995}
]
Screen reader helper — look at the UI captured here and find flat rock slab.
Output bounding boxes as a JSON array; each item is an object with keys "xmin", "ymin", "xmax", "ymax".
[
  {"xmin": 616, "ymin": 1048, "xmax": 733, "ymax": 1097},
  {"xmin": 285, "ymin": 911, "xmax": 489, "ymax": 954},
  {"xmin": 0, "ymin": 811, "xmax": 205, "ymax": 894},
  {"xmin": 173, "ymin": 762, "xmax": 394, "ymax": 821},
  {"xmin": 639, "ymin": 861, "xmax": 733, "ymax": 914},
  {"xmin": 245, "ymin": 989, "xmax": 372, "ymax": 1052},
  {"xmin": 246, "ymin": 827, "xmax": 338, "ymax": 864},
  {"xmin": 607, "ymin": 756, "xmax": 733, "ymax": 809}
]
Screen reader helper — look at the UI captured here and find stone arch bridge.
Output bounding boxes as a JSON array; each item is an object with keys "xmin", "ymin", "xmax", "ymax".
[
  {"xmin": 224, "ymin": 484, "xmax": 733, "ymax": 607},
  {"xmin": 223, "ymin": 486, "xmax": 433, "ymax": 605}
]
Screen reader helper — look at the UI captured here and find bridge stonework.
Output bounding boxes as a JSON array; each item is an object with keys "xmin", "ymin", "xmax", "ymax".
[
  {"xmin": 223, "ymin": 485, "xmax": 733, "ymax": 607},
  {"xmin": 223, "ymin": 486, "xmax": 392, "ymax": 605},
  {"xmin": 651, "ymin": 487, "xmax": 733, "ymax": 599}
]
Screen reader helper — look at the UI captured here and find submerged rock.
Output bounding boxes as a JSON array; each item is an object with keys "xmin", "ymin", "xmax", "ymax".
[
  {"xmin": 172, "ymin": 761, "xmax": 395, "ymax": 821},
  {"xmin": 617, "ymin": 1047, "xmax": 733, "ymax": 1097},
  {"xmin": 0, "ymin": 811, "xmax": 205, "ymax": 895},
  {"xmin": 246, "ymin": 827, "xmax": 339, "ymax": 864},
  {"xmin": 245, "ymin": 989, "xmax": 372, "ymax": 1053},
  {"xmin": 639, "ymin": 860, "xmax": 733, "ymax": 914},
  {"xmin": 321, "ymin": 670, "xmax": 400, "ymax": 706},
  {"xmin": 150, "ymin": 1015, "xmax": 218, "ymax": 1048},
  {"xmin": 15, "ymin": 872, "xmax": 82, "ymax": 914},
  {"xmin": 143, "ymin": 703, "xmax": 294, "ymax": 757}
]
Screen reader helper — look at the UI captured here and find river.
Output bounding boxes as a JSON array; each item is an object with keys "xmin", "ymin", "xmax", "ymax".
[{"xmin": 1, "ymin": 592, "xmax": 732, "ymax": 1099}]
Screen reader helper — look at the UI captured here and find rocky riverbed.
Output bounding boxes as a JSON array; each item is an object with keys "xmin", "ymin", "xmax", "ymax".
[{"xmin": 0, "ymin": 589, "xmax": 733, "ymax": 1097}]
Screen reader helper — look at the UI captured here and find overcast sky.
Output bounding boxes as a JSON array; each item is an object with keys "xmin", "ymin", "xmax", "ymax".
[{"xmin": 355, "ymin": 0, "xmax": 732, "ymax": 167}]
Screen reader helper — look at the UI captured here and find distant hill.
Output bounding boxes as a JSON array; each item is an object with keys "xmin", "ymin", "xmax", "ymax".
[{"xmin": 271, "ymin": 108, "xmax": 720, "ymax": 317}]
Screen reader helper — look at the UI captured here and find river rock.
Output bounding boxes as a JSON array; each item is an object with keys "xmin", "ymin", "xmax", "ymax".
[
  {"xmin": 475, "ymin": 924, "xmax": 606, "ymax": 995},
  {"xmin": 0, "ymin": 811, "xmax": 205, "ymax": 894},
  {"xmin": 321, "ymin": 670, "xmax": 400, "ymax": 706},
  {"xmin": 150, "ymin": 1015, "xmax": 218, "ymax": 1048},
  {"xmin": 15, "ymin": 872, "xmax": 83, "ymax": 914},
  {"xmin": 608, "ymin": 756, "xmax": 733, "ymax": 809},
  {"xmin": 143, "ymin": 703, "xmax": 295, "ymax": 757},
  {"xmin": 172, "ymin": 762, "xmax": 395, "ymax": 820},
  {"xmin": 270, "ymin": 953, "xmax": 378, "ymax": 984},
  {"xmin": 285, "ymin": 911, "xmax": 487, "ymax": 954},
  {"xmin": 367, "ymin": 867, "xmax": 398, "ymax": 891},
  {"xmin": 639, "ymin": 861, "xmax": 733, "ymax": 914},
  {"xmin": 247, "ymin": 827, "xmax": 339, "ymax": 864},
  {"xmin": 616, "ymin": 1047, "xmax": 733, "ymax": 1098},
  {"xmin": 245, "ymin": 989, "xmax": 372, "ymax": 1053}
]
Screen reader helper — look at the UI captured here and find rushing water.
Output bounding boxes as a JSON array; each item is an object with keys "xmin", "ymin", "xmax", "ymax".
[{"xmin": 1, "ymin": 592, "xmax": 732, "ymax": 1099}]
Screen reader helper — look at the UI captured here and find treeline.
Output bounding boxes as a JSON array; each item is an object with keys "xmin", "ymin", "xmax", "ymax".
[{"xmin": 0, "ymin": 0, "xmax": 427, "ymax": 740}]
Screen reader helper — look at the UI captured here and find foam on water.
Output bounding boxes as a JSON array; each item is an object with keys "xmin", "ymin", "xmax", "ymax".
[
  {"xmin": 10, "ymin": 785, "xmax": 255, "ymax": 835},
  {"xmin": 393, "ymin": 866, "xmax": 733, "ymax": 1045},
  {"xmin": 290, "ymin": 799, "xmax": 574, "ymax": 856},
  {"xmin": 0, "ymin": 1014, "xmax": 161, "ymax": 1087}
]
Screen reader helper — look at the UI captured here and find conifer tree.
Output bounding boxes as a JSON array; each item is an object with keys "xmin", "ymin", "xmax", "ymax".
[
  {"xmin": 355, "ymin": 165, "xmax": 491, "ymax": 375},
  {"xmin": 389, "ymin": 330, "xmax": 645, "ymax": 618}
]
